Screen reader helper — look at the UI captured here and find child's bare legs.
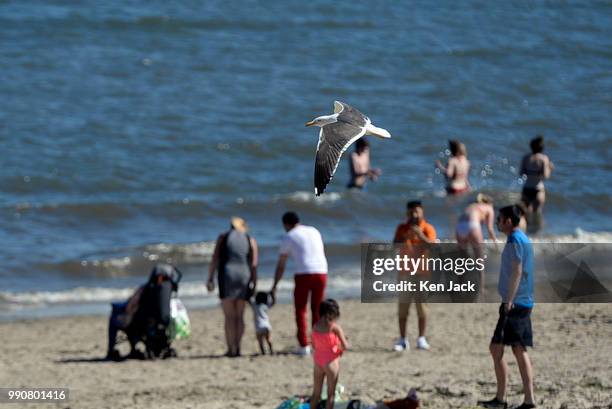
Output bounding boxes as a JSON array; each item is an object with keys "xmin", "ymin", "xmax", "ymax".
[
  {"xmin": 311, "ymin": 364, "xmax": 325, "ymax": 409},
  {"xmin": 489, "ymin": 343, "xmax": 508, "ymax": 401},
  {"xmin": 324, "ymin": 359, "xmax": 340, "ymax": 409},
  {"xmin": 512, "ymin": 345, "xmax": 535, "ymax": 405},
  {"xmin": 256, "ymin": 329, "xmax": 273, "ymax": 355},
  {"xmin": 256, "ymin": 332, "xmax": 266, "ymax": 355},
  {"xmin": 311, "ymin": 359, "xmax": 340, "ymax": 409},
  {"xmin": 265, "ymin": 331, "xmax": 273, "ymax": 355}
]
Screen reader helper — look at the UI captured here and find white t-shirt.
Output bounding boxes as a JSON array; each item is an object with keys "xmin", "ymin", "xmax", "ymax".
[
  {"xmin": 279, "ymin": 225, "xmax": 328, "ymax": 274},
  {"xmin": 252, "ymin": 302, "xmax": 271, "ymax": 333}
]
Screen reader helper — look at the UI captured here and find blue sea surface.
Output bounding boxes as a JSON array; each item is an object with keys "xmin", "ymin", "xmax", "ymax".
[{"xmin": 1, "ymin": 1, "xmax": 610, "ymax": 317}]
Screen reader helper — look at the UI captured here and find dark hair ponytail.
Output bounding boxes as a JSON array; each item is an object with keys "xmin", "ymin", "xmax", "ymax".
[{"xmin": 318, "ymin": 299, "xmax": 340, "ymax": 321}]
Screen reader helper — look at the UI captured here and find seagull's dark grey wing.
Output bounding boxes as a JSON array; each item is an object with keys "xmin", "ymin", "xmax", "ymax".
[
  {"xmin": 314, "ymin": 121, "xmax": 366, "ymax": 196},
  {"xmin": 334, "ymin": 101, "xmax": 368, "ymax": 127}
]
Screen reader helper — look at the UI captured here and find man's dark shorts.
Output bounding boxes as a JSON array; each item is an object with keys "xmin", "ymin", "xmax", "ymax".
[{"xmin": 491, "ymin": 303, "xmax": 533, "ymax": 347}]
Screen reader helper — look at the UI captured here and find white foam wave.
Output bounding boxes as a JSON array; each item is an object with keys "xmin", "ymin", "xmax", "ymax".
[
  {"xmin": 435, "ymin": 229, "xmax": 612, "ymax": 244},
  {"xmin": 534, "ymin": 229, "xmax": 612, "ymax": 244},
  {"xmin": 0, "ymin": 283, "xmax": 208, "ymax": 307},
  {"xmin": 276, "ymin": 191, "xmax": 343, "ymax": 204},
  {"xmin": 4, "ymin": 229, "xmax": 608, "ymax": 311},
  {"xmin": 0, "ymin": 275, "xmax": 361, "ymax": 308},
  {"xmin": 79, "ymin": 256, "xmax": 132, "ymax": 270},
  {"xmin": 1, "ymin": 287, "xmax": 136, "ymax": 306},
  {"xmin": 144, "ymin": 240, "xmax": 216, "ymax": 262}
]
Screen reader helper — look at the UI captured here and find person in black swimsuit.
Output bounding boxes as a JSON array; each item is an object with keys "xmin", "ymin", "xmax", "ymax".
[{"xmin": 520, "ymin": 136, "xmax": 554, "ymax": 232}]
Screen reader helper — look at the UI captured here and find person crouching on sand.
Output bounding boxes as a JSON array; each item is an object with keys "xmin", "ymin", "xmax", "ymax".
[
  {"xmin": 478, "ymin": 205, "xmax": 535, "ymax": 409},
  {"xmin": 310, "ymin": 299, "xmax": 349, "ymax": 409}
]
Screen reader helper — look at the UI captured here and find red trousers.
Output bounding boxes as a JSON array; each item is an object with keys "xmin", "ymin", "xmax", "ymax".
[{"xmin": 294, "ymin": 273, "xmax": 327, "ymax": 347}]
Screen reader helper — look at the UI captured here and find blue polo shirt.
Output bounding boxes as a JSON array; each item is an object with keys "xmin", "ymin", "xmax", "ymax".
[{"xmin": 498, "ymin": 229, "xmax": 534, "ymax": 308}]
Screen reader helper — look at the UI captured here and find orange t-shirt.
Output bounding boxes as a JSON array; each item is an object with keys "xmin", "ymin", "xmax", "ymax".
[
  {"xmin": 393, "ymin": 219, "xmax": 437, "ymax": 244},
  {"xmin": 393, "ymin": 220, "xmax": 437, "ymax": 276}
]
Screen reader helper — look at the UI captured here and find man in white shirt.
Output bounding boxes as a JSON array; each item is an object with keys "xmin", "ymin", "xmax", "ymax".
[{"xmin": 271, "ymin": 212, "xmax": 328, "ymax": 355}]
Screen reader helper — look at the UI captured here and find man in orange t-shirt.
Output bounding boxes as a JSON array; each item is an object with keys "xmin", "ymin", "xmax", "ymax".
[{"xmin": 392, "ymin": 200, "xmax": 437, "ymax": 352}]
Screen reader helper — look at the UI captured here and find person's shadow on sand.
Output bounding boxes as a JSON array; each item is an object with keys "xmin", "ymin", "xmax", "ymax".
[
  {"xmin": 56, "ymin": 357, "xmax": 112, "ymax": 364},
  {"xmin": 57, "ymin": 349, "xmax": 299, "ymax": 363},
  {"xmin": 185, "ymin": 349, "xmax": 296, "ymax": 360},
  {"xmin": 56, "ymin": 350, "xmax": 150, "ymax": 363}
]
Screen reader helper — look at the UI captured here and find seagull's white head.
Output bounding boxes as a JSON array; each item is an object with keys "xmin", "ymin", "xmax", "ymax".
[{"xmin": 305, "ymin": 114, "xmax": 338, "ymax": 127}]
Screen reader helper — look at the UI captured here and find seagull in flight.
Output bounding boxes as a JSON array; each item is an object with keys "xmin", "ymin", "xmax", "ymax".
[{"xmin": 306, "ymin": 101, "xmax": 391, "ymax": 196}]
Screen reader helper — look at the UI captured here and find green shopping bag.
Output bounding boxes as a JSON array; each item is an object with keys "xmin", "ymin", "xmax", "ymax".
[{"xmin": 168, "ymin": 297, "xmax": 191, "ymax": 340}]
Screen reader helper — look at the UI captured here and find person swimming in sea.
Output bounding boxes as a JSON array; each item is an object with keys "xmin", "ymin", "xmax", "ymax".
[
  {"xmin": 347, "ymin": 138, "xmax": 381, "ymax": 190},
  {"xmin": 520, "ymin": 135, "xmax": 554, "ymax": 232},
  {"xmin": 436, "ymin": 140, "xmax": 471, "ymax": 196}
]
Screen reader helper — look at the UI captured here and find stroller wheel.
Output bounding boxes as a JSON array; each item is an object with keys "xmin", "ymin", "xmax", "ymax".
[
  {"xmin": 162, "ymin": 347, "xmax": 177, "ymax": 359},
  {"xmin": 145, "ymin": 348, "xmax": 157, "ymax": 360},
  {"xmin": 105, "ymin": 349, "xmax": 122, "ymax": 362},
  {"xmin": 128, "ymin": 349, "xmax": 146, "ymax": 360}
]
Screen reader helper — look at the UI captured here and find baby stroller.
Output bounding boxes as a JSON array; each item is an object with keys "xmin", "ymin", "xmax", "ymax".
[{"xmin": 108, "ymin": 263, "xmax": 183, "ymax": 360}]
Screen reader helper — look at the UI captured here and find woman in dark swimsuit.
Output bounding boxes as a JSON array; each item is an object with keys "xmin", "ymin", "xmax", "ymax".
[{"xmin": 520, "ymin": 136, "xmax": 553, "ymax": 231}]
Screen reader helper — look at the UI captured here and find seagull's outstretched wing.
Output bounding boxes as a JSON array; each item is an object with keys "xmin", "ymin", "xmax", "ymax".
[
  {"xmin": 335, "ymin": 100, "xmax": 368, "ymax": 127},
  {"xmin": 314, "ymin": 121, "xmax": 366, "ymax": 196}
]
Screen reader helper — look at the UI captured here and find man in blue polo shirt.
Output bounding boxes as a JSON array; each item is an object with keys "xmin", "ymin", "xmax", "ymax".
[{"xmin": 479, "ymin": 205, "xmax": 536, "ymax": 409}]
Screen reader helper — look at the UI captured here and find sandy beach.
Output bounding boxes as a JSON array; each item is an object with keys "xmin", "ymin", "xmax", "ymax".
[{"xmin": 1, "ymin": 301, "xmax": 610, "ymax": 409}]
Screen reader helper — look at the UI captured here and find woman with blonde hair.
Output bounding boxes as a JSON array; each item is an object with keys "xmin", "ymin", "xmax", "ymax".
[
  {"xmin": 207, "ymin": 217, "xmax": 258, "ymax": 357},
  {"xmin": 456, "ymin": 193, "xmax": 497, "ymax": 256},
  {"xmin": 455, "ymin": 194, "xmax": 497, "ymax": 300}
]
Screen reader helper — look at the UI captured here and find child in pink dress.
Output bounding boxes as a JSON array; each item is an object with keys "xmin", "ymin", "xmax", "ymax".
[{"xmin": 310, "ymin": 299, "xmax": 350, "ymax": 409}]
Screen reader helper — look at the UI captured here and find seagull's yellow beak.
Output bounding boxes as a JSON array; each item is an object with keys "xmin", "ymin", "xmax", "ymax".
[{"xmin": 305, "ymin": 121, "xmax": 315, "ymax": 127}]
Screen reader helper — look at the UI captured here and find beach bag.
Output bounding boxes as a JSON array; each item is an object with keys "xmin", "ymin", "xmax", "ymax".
[
  {"xmin": 274, "ymin": 384, "xmax": 355, "ymax": 409},
  {"xmin": 168, "ymin": 297, "xmax": 191, "ymax": 340},
  {"xmin": 275, "ymin": 396, "xmax": 309, "ymax": 409},
  {"xmin": 274, "ymin": 398, "xmax": 360, "ymax": 409}
]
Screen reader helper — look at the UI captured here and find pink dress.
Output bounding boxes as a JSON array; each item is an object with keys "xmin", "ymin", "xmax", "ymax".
[{"xmin": 311, "ymin": 327, "xmax": 342, "ymax": 367}]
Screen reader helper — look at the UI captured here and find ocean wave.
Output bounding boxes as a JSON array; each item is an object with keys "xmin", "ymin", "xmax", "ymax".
[
  {"xmin": 275, "ymin": 190, "xmax": 343, "ymax": 204},
  {"xmin": 432, "ymin": 229, "xmax": 612, "ymax": 245},
  {"xmin": 32, "ymin": 240, "xmax": 218, "ymax": 278},
  {"xmin": 4, "ymin": 199, "xmax": 215, "ymax": 220},
  {"xmin": 3, "ymin": 184, "xmax": 610, "ymax": 232},
  {"xmin": 0, "ymin": 12, "xmax": 375, "ymax": 33},
  {"xmin": 144, "ymin": 241, "xmax": 216, "ymax": 262},
  {"xmin": 0, "ymin": 276, "xmax": 361, "ymax": 308},
  {"xmin": 28, "ymin": 227, "xmax": 612, "ymax": 280},
  {"xmin": 534, "ymin": 229, "xmax": 612, "ymax": 244},
  {"xmin": 10, "ymin": 227, "xmax": 612, "ymax": 307}
]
